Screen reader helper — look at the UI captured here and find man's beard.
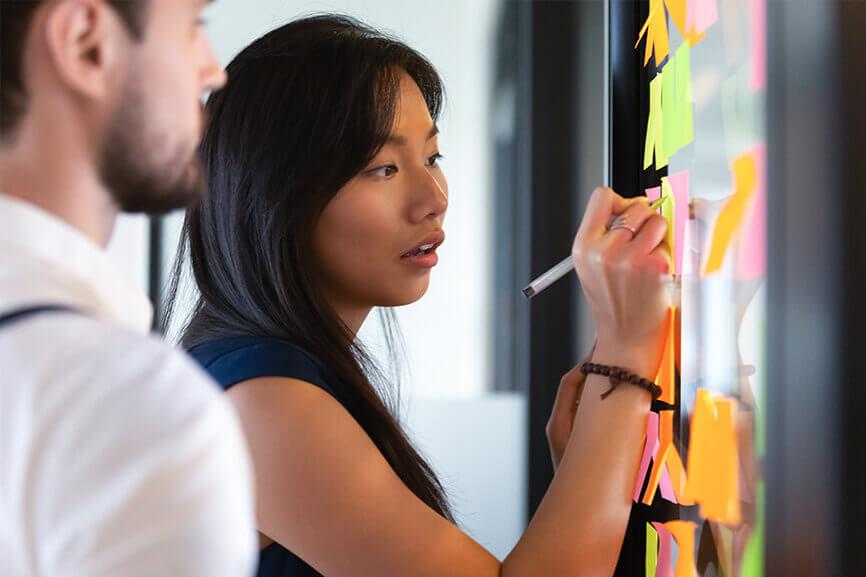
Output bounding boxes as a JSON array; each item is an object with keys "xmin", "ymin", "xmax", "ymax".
[{"xmin": 98, "ymin": 82, "xmax": 205, "ymax": 214}]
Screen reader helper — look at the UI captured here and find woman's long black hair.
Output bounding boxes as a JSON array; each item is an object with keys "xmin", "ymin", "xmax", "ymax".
[{"xmin": 164, "ymin": 14, "xmax": 453, "ymax": 521}]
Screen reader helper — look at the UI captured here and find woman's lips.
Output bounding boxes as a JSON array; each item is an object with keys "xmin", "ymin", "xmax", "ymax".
[{"xmin": 401, "ymin": 249, "xmax": 439, "ymax": 268}]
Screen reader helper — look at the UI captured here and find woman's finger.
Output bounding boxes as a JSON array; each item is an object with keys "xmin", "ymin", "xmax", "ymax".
[
  {"xmin": 628, "ymin": 212, "xmax": 669, "ymax": 256},
  {"xmin": 602, "ymin": 200, "xmax": 658, "ymax": 248},
  {"xmin": 645, "ymin": 241, "xmax": 673, "ymax": 276},
  {"xmin": 577, "ymin": 187, "xmax": 642, "ymax": 240}
]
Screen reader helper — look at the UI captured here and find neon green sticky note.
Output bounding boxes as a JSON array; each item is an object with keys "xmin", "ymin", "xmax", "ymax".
[
  {"xmin": 662, "ymin": 61, "xmax": 678, "ymax": 159},
  {"xmin": 662, "ymin": 43, "xmax": 694, "ymax": 159},
  {"xmin": 676, "ymin": 43, "xmax": 693, "ymax": 150},
  {"xmin": 660, "ymin": 178, "xmax": 675, "ymax": 260},
  {"xmin": 741, "ymin": 483, "xmax": 765, "ymax": 577},
  {"xmin": 646, "ymin": 523, "xmax": 659, "ymax": 577},
  {"xmin": 645, "ymin": 72, "xmax": 668, "ymax": 170}
]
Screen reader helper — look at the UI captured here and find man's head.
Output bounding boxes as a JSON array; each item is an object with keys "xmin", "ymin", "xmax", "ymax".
[{"xmin": 0, "ymin": 0, "xmax": 226, "ymax": 213}]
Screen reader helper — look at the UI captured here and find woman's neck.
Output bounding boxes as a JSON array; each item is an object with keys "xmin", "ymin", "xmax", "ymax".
[{"xmin": 331, "ymin": 302, "xmax": 372, "ymax": 337}]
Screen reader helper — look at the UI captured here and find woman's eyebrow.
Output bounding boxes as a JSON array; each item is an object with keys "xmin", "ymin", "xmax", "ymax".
[{"xmin": 386, "ymin": 125, "xmax": 440, "ymax": 146}]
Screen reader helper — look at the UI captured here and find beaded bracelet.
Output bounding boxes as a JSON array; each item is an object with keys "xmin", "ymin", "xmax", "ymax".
[{"xmin": 580, "ymin": 362, "xmax": 662, "ymax": 400}]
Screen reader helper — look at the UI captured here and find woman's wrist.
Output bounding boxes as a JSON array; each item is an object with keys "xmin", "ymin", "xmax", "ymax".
[{"xmin": 591, "ymin": 345, "xmax": 659, "ymax": 382}]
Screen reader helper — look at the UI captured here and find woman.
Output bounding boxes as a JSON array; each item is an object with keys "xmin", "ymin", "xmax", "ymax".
[{"xmin": 169, "ymin": 14, "xmax": 671, "ymax": 577}]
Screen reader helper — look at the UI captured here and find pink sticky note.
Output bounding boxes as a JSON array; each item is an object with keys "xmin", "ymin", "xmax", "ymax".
[
  {"xmin": 659, "ymin": 465, "xmax": 679, "ymax": 503},
  {"xmin": 736, "ymin": 145, "xmax": 766, "ymax": 279},
  {"xmin": 750, "ymin": 0, "xmax": 766, "ymax": 91},
  {"xmin": 687, "ymin": 0, "xmax": 718, "ymax": 35},
  {"xmin": 652, "ymin": 522, "xmax": 675, "ymax": 577},
  {"xmin": 666, "ymin": 172, "xmax": 690, "ymax": 275},
  {"xmin": 646, "ymin": 185, "xmax": 662, "ymax": 203},
  {"xmin": 634, "ymin": 411, "xmax": 660, "ymax": 502}
]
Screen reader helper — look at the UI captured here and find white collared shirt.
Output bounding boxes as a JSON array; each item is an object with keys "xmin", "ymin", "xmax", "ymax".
[{"xmin": 0, "ymin": 194, "xmax": 257, "ymax": 577}]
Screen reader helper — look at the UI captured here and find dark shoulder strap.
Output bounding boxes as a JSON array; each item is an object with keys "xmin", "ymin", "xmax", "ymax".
[{"xmin": 0, "ymin": 305, "xmax": 81, "ymax": 329}]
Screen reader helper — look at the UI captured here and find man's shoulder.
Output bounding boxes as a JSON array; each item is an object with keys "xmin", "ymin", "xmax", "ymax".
[{"xmin": 1, "ymin": 313, "xmax": 228, "ymax": 428}]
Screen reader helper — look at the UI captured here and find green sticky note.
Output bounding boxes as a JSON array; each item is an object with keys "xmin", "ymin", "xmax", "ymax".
[
  {"xmin": 662, "ymin": 60, "xmax": 678, "ymax": 159},
  {"xmin": 645, "ymin": 72, "xmax": 667, "ymax": 170},
  {"xmin": 660, "ymin": 178, "xmax": 675, "ymax": 259},
  {"xmin": 677, "ymin": 43, "xmax": 693, "ymax": 150},
  {"xmin": 662, "ymin": 43, "xmax": 694, "ymax": 160},
  {"xmin": 741, "ymin": 483, "xmax": 765, "ymax": 577},
  {"xmin": 646, "ymin": 522, "xmax": 659, "ymax": 577}
]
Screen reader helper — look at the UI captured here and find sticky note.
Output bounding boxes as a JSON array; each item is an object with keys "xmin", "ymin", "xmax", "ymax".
[
  {"xmin": 674, "ymin": 44, "xmax": 693, "ymax": 151},
  {"xmin": 736, "ymin": 146, "xmax": 766, "ymax": 279},
  {"xmin": 645, "ymin": 186, "xmax": 661, "ymax": 204},
  {"xmin": 750, "ymin": 0, "xmax": 766, "ymax": 90},
  {"xmin": 686, "ymin": 0, "xmax": 718, "ymax": 36},
  {"xmin": 665, "ymin": 172, "xmax": 690, "ymax": 275},
  {"xmin": 662, "ymin": 44, "xmax": 694, "ymax": 160},
  {"xmin": 644, "ymin": 72, "xmax": 668, "ymax": 170},
  {"xmin": 634, "ymin": 411, "xmax": 660, "ymax": 502},
  {"xmin": 704, "ymin": 152, "xmax": 757, "ymax": 275},
  {"xmin": 740, "ymin": 483, "xmax": 765, "ymax": 577},
  {"xmin": 664, "ymin": 520, "xmax": 697, "ymax": 577},
  {"xmin": 642, "ymin": 410, "xmax": 695, "ymax": 506},
  {"xmin": 646, "ymin": 523, "xmax": 659, "ymax": 577},
  {"xmin": 659, "ymin": 466, "xmax": 678, "ymax": 503},
  {"xmin": 684, "ymin": 389, "xmax": 742, "ymax": 524},
  {"xmin": 654, "ymin": 307, "xmax": 677, "ymax": 405},
  {"xmin": 652, "ymin": 522, "xmax": 674, "ymax": 577},
  {"xmin": 636, "ymin": 0, "xmax": 670, "ymax": 68},
  {"xmin": 660, "ymin": 179, "xmax": 675, "ymax": 262}
]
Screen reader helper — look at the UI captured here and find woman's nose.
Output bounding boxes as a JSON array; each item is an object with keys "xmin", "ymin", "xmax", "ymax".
[{"xmin": 408, "ymin": 168, "xmax": 448, "ymax": 223}]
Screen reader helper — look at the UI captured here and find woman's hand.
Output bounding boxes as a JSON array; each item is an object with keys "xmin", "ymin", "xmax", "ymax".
[
  {"xmin": 546, "ymin": 346, "xmax": 594, "ymax": 471},
  {"xmin": 571, "ymin": 187, "xmax": 671, "ymax": 378}
]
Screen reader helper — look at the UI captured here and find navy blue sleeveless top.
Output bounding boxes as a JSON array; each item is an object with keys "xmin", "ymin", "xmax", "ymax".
[{"xmin": 189, "ymin": 336, "xmax": 351, "ymax": 577}]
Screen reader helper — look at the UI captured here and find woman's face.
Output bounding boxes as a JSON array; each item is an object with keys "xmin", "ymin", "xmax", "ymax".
[{"xmin": 312, "ymin": 72, "xmax": 449, "ymax": 317}]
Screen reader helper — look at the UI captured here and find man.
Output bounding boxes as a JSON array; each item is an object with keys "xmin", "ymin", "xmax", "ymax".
[{"xmin": 0, "ymin": 1, "xmax": 256, "ymax": 576}]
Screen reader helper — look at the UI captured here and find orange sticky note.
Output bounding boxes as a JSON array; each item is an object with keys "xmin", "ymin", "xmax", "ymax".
[
  {"xmin": 642, "ymin": 410, "xmax": 695, "ymax": 506},
  {"xmin": 654, "ymin": 307, "xmax": 677, "ymax": 405},
  {"xmin": 704, "ymin": 152, "xmax": 757, "ymax": 275},
  {"xmin": 663, "ymin": 520, "xmax": 698, "ymax": 577},
  {"xmin": 636, "ymin": 0, "xmax": 670, "ymax": 68},
  {"xmin": 685, "ymin": 389, "xmax": 742, "ymax": 524},
  {"xmin": 665, "ymin": 0, "xmax": 708, "ymax": 46}
]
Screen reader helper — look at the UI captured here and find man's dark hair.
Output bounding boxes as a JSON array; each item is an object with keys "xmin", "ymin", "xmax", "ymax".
[{"xmin": 0, "ymin": 0, "xmax": 148, "ymax": 138}]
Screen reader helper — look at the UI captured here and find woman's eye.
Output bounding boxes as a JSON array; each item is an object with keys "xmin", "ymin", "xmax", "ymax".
[
  {"xmin": 426, "ymin": 153, "xmax": 444, "ymax": 167},
  {"xmin": 370, "ymin": 165, "xmax": 398, "ymax": 178}
]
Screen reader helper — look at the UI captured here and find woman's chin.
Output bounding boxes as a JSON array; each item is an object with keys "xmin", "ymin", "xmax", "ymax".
[{"xmin": 378, "ymin": 282, "xmax": 430, "ymax": 307}]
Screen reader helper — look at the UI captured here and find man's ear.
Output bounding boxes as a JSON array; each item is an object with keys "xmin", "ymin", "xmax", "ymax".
[{"xmin": 41, "ymin": 0, "xmax": 126, "ymax": 102}]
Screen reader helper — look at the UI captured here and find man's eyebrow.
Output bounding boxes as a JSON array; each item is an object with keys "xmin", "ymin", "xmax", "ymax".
[{"xmin": 386, "ymin": 125, "xmax": 440, "ymax": 146}]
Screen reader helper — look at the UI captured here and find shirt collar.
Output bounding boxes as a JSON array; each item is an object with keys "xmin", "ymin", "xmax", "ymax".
[{"xmin": 0, "ymin": 193, "xmax": 153, "ymax": 334}]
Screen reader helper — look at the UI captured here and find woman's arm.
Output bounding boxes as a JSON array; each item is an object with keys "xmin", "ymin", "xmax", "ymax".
[
  {"xmin": 228, "ymin": 187, "xmax": 670, "ymax": 577},
  {"xmin": 504, "ymin": 187, "xmax": 671, "ymax": 577}
]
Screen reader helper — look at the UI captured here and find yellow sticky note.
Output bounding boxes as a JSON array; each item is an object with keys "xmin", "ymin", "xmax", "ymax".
[
  {"xmin": 644, "ymin": 72, "xmax": 668, "ymax": 170},
  {"xmin": 646, "ymin": 523, "xmax": 659, "ymax": 577},
  {"xmin": 704, "ymin": 152, "xmax": 757, "ymax": 274},
  {"xmin": 664, "ymin": 520, "xmax": 697, "ymax": 577}
]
